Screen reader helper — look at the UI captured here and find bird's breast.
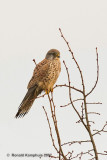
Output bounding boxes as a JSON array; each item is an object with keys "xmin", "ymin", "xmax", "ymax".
[{"xmin": 37, "ymin": 59, "xmax": 61, "ymax": 91}]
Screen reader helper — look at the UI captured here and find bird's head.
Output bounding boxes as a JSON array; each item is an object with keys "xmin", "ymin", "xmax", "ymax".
[{"xmin": 45, "ymin": 49, "xmax": 60, "ymax": 60}]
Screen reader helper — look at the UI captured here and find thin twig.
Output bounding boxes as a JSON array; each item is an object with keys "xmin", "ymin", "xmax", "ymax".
[
  {"xmin": 93, "ymin": 122, "xmax": 107, "ymax": 136},
  {"xmin": 63, "ymin": 60, "xmax": 88, "ymax": 131},
  {"xmin": 70, "ymin": 149, "xmax": 94, "ymax": 159},
  {"xmin": 33, "ymin": 59, "xmax": 37, "ymax": 66},
  {"xmin": 42, "ymin": 106, "xmax": 59, "ymax": 153},
  {"xmin": 86, "ymin": 48, "xmax": 99, "ymax": 97},
  {"xmin": 54, "ymin": 84, "xmax": 83, "ymax": 94},
  {"xmin": 98, "ymin": 152, "xmax": 107, "ymax": 156},
  {"xmin": 37, "ymin": 93, "xmax": 46, "ymax": 99},
  {"xmin": 61, "ymin": 140, "xmax": 91, "ymax": 146},
  {"xmin": 86, "ymin": 102, "xmax": 102, "ymax": 105},
  {"xmin": 48, "ymin": 94, "xmax": 67, "ymax": 160},
  {"xmin": 88, "ymin": 112, "xmax": 100, "ymax": 116}
]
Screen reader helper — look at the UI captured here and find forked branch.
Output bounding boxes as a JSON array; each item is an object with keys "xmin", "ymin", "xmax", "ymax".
[{"xmin": 59, "ymin": 28, "xmax": 99, "ymax": 160}]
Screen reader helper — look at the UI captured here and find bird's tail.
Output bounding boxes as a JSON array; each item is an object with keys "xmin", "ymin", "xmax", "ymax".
[{"xmin": 15, "ymin": 85, "xmax": 43, "ymax": 118}]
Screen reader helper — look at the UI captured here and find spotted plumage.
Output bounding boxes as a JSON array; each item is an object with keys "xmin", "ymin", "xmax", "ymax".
[{"xmin": 15, "ymin": 49, "xmax": 61, "ymax": 118}]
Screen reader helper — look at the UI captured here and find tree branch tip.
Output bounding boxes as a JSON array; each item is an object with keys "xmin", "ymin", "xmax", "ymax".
[
  {"xmin": 32, "ymin": 59, "xmax": 37, "ymax": 65},
  {"xmin": 96, "ymin": 47, "xmax": 97, "ymax": 50}
]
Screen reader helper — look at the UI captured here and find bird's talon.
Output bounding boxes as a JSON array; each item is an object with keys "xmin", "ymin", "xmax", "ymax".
[{"xmin": 50, "ymin": 88, "xmax": 53, "ymax": 92}]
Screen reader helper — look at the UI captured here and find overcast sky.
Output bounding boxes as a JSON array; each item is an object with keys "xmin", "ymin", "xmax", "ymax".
[{"xmin": 0, "ymin": 0, "xmax": 107, "ymax": 160}]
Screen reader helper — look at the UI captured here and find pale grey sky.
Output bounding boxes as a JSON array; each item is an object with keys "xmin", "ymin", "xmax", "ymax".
[{"xmin": 0, "ymin": 0, "xmax": 107, "ymax": 160}]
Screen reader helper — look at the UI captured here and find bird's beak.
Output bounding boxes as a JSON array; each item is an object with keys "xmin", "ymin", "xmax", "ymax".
[{"xmin": 57, "ymin": 53, "xmax": 60, "ymax": 58}]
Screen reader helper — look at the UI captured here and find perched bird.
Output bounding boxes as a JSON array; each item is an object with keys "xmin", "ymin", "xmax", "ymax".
[{"xmin": 15, "ymin": 49, "xmax": 61, "ymax": 118}]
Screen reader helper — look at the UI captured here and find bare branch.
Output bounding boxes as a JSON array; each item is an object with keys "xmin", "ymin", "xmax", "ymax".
[
  {"xmin": 98, "ymin": 152, "xmax": 107, "ymax": 156},
  {"xmin": 81, "ymin": 102, "xmax": 84, "ymax": 120},
  {"xmin": 32, "ymin": 59, "xmax": 37, "ymax": 66},
  {"xmin": 63, "ymin": 60, "xmax": 88, "ymax": 131},
  {"xmin": 60, "ymin": 99, "xmax": 84, "ymax": 108},
  {"xmin": 86, "ymin": 102, "xmax": 102, "ymax": 105},
  {"xmin": 93, "ymin": 122, "xmax": 107, "ymax": 136},
  {"xmin": 86, "ymin": 48, "xmax": 99, "ymax": 97},
  {"xmin": 59, "ymin": 28, "xmax": 99, "ymax": 160},
  {"xmin": 37, "ymin": 93, "xmax": 46, "ymax": 99},
  {"xmin": 88, "ymin": 112, "xmax": 100, "ymax": 116},
  {"xmin": 70, "ymin": 149, "xmax": 94, "ymax": 159},
  {"xmin": 59, "ymin": 28, "xmax": 85, "ymax": 89},
  {"xmin": 47, "ymin": 94, "xmax": 67, "ymax": 160},
  {"xmin": 42, "ymin": 106, "xmax": 59, "ymax": 153},
  {"xmin": 54, "ymin": 84, "xmax": 83, "ymax": 94},
  {"xmin": 61, "ymin": 140, "xmax": 91, "ymax": 146}
]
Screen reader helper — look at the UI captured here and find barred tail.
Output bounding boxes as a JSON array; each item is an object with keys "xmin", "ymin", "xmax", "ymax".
[{"xmin": 15, "ymin": 85, "xmax": 43, "ymax": 118}]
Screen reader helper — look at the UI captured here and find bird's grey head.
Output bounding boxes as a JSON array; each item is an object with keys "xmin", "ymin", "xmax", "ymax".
[{"xmin": 45, "ymin": 49, "xmax": 60, "ymax": 60}]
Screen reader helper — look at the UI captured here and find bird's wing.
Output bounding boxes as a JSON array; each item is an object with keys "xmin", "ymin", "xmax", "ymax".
[
  {"xmin": 27, "ymin": 58, "xmax": 50, "ymax": 89},
  {"xmin": 15, "ymin": 86, "xmax": 37, "ymax": 118},
  {"xmin": 15, "ymin": 59, "xmax": 50, "ymax": 118}
]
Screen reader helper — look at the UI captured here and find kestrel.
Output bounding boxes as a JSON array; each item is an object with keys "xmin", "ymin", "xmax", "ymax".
[{"xmin": 15, "ymin": 49, "xmax": 61, "ymax": 118}]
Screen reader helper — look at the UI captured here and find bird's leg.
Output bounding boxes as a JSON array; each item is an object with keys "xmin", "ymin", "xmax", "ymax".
[
  {"xmin": 50, "ymin": 88, "xmax": 53, "ymax": 93},
  {"xmin": 45, "ymin": 88, "xmax": 53, "ymax": 94},
  {"xmin": 45, "ymin": 89, "xmax": 49, "ymax": 94}
]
